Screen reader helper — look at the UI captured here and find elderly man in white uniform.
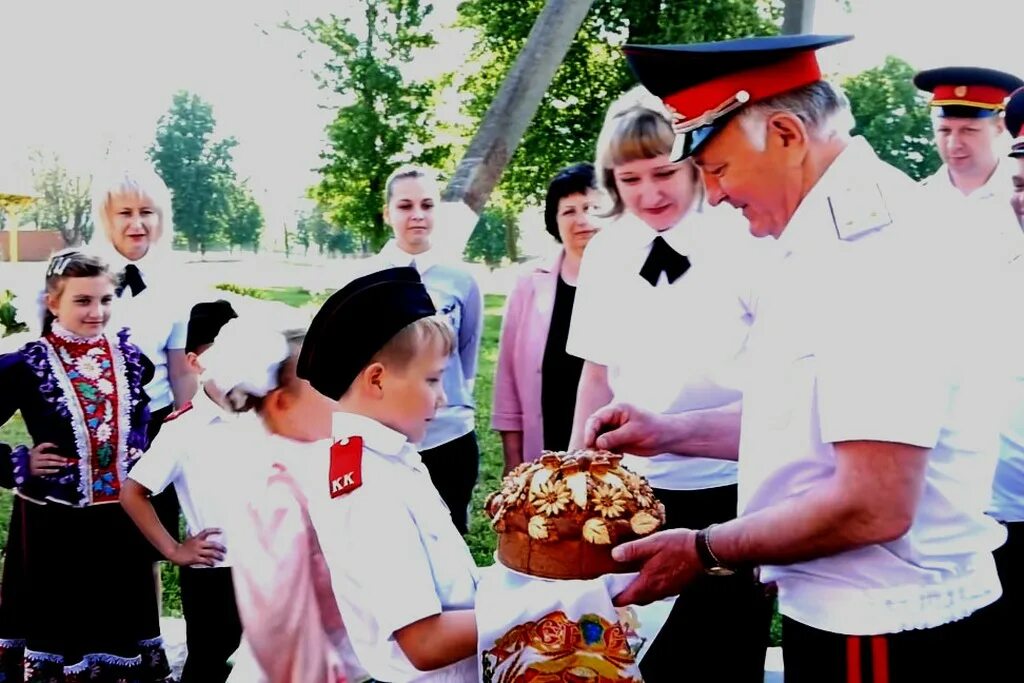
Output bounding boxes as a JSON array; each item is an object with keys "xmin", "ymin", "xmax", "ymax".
[
  {"xmin": 915, "ymin": 66, "xmax": 1024, "ymax": 261},
  {"xmin": 585, "ymin": 34, "xmax": 1007, "ymax": 682}
]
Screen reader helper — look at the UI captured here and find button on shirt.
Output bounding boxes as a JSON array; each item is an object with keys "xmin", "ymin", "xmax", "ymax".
[
  {"xmin": 128, "ymin": 388, "xmax": 263, "ymax": 568},
  {"xmin": 741, "ymin": 137, "xmax": 1006, "ymax": 635},
  {"xmin": 294, "ymin": 412, "xmax": 479, "ymax": 683},
  {"xmin": 568, "ymin": 204, "xmax": 775, "ymax": 491}
]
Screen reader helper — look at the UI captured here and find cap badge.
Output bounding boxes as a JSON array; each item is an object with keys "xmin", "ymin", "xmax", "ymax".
[{"xmin": 954, "ymin": 85, "xmax": 968, "ymax": 98}]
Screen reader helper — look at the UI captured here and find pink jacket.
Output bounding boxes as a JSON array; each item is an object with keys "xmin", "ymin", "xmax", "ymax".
[
  {"xmin": 491, "ymin": 250, "xmax": 565, "ymax": 463},
  {"xmin": 231, "ymin": 463, "xmax": 353, "ymax": 683}
]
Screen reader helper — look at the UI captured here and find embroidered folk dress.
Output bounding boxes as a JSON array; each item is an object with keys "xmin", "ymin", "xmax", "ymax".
[{"xmin": 0, "ymin": 322, "xmax": 172, "ymax": 682}]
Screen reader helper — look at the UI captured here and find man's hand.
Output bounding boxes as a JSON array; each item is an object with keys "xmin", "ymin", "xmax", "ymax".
[
  {"xmin": 611, "ymin": 529, "xmax": 702, "ymax": 606},
  {"xmin": 584, "ymin": 403, "xmax": 669, "ymax": 456},
  {"xmin": 168, "ymin": 529, "xmax": 226, "ymax": 567},
  {"xmin": 29, "ymin": 442, "xmax": 73, "ymax": 476}
]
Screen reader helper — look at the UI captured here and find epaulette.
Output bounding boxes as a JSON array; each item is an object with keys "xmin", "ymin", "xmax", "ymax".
[
  {"xmin": 827, "ymin": 182, "xmax": 893, "ymax": 241},
  {"xmin": 329, "ymin": 436, "xmax": 364, "ymax": 498}
]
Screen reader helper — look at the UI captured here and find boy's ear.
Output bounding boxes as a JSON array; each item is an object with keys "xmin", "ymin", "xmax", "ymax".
[
  {"xmin": 184, "ymin": 351, "xmax": 202, "ymax": 374},
  {"xmin": 362, "ymin": 362, "xmax": 386, "ymax": 397},
  {"xmin": 267, "ymin": 386, "xmax": 292, "ymax": 412}
]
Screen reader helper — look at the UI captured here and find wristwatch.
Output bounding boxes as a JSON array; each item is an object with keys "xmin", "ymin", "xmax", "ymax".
[{"xmin": 695, "ymin": 524, "xmax": 735, "ymax": 577}]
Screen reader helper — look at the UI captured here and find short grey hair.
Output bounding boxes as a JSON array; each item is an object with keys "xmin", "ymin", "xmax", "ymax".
[{"xmin": 737, "ymin": 81, "xmax": 854, "ymax": 150}]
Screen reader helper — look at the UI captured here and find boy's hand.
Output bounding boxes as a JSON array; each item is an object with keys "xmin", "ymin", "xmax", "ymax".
[
  {"xmin": 168, "ymin": 528, "xmax": 226, "ymax": 567},
  {"xmin": 29, "ymin": 442, "xmax": 73, "ymax": 476}
]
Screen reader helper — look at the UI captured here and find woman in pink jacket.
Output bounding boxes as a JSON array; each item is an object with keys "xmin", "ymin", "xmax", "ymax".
[{"xmin": 491, "ymin": 163, "xmax": 602, "ymax": 471}]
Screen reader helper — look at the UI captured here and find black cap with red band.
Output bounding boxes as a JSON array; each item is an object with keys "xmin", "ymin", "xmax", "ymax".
[
  {"xmin": 623, "ymin": 34, "xmax": 853, "ymax": 161},
  {"xmin": 913, "ymin": 66, "xmax": 1023, "ymax": 120}
]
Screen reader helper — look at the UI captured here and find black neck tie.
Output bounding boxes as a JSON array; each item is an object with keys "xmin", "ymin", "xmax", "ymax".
[
  {"xmin": 639, "ymin": 235, "xmax": 690, "ymax": 286},
  {"xmin": 117, "ymin": 264, "xmax": 147, "ymax": 297}
]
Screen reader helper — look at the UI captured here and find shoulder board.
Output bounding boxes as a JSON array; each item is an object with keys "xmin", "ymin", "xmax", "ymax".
[
  {"xmin": 164, "ymin": 403, "xmax": 194, "ymax": 423},
  {"xmin": 827, "ymin": 183, "xmax": 893, "ymax": 242},
  {"xmin": 329, "ymin": 436, "xmax": 364, "ymax": 498}
]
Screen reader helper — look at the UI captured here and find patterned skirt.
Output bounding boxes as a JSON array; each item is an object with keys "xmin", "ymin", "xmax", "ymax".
[{"xmin": 0, "ymin": 495, "xmax": 171, "ymax": 682}]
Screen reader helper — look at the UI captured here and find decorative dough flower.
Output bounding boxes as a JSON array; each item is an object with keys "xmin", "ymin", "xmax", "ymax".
[
  {"xmin": 592, "ymin": 483, "xmax": 628, "ymax": 519},
  {"xmin": 531, "ymin": 480, "xmax": 571, "ymax": 517}
]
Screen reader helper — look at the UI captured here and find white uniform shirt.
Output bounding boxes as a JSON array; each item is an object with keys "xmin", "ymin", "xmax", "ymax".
[
  {"xmin": 741, "ymin": 137, "xmax": 1006, "ymax": 635},
  {"xmin": 990, "ymin": 257, "xmax": 1024, "ymax": 521},
  {"xmin": 294, "ymin": 412, "xmax": 478, "ymax": 683},
  {"xmin": 921, "ymin": 158, "xmax": 1024, "ymax": 263},
  {"xmin": 568, "ymin": 204, "xmax": 774, "ymax": 490},
  {"xmin": 129, "ymin": 387, "xmax": 261, "ymax": 567}
]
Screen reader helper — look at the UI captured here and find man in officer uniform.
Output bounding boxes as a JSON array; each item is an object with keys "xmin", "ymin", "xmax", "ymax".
[
  {"xmin": 585, "ymin": 34, "xmax": 1006, "ymax": 682},
  {"xmin": 915, "ymin": 66, "xmax": 1024, "ymax": 259}
]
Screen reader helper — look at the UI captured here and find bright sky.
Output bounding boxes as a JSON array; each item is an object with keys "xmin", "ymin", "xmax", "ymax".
[{"xmin": 0, "ymin": 0, "xmax": 1021, "ymax": 236}]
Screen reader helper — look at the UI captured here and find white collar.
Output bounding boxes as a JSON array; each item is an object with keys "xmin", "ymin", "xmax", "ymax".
[
  {"xmin": 618, "ymin": 203, "xmax": 705, "ymax": 257},
  {"xmin": 331, "ymin": 412, "xmax": 415, "ymax": 465},
  {"xmin": 378, "ymin": 239, "xmax": 442, "ymax": 274},
  {"xmin": 49, "ymin": 321, "xmax": 105, "ymax": 344},
  {"xmin": 928, "ymin": 157, "xmax": 1014, "ymax": 201},
  {"xmin": 192, "ymin": 383, "xmax": 235, "ymax": 425}
]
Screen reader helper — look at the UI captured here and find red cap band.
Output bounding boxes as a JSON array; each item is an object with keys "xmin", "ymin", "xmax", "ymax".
[
  {"xmin": 931, "ymin": 84, "xmax": 1009, "ymax": 109},
  {"xmin": 663, "ymin": 51, "xmax": 823, "ymax": 120}
]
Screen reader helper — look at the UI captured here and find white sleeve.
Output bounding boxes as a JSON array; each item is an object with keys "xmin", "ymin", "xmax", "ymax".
[
  {"xmin": 566, "ymin": 235, "xmax": 619, "ymax": 367},
  {"xmin": 815, "ymin": 244, "xmax": 952, "ymax": 448},
  {"xmin": 336, "ymin": 494, "xmax": 442, "ymax": 640},
  {"xmin": 129, "ymin": 432, "xmax": 184, "ymax": 494}
]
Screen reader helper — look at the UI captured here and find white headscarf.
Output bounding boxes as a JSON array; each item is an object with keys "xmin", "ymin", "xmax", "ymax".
[{"xmin": 201, "ymin": 320, "xmax": 291, "ymax": 411}]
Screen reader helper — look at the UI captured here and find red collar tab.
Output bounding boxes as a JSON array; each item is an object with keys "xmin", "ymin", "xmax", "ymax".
[{"xmin": 329, "ymin": 436, "xmax": 364, "ymax": 498}]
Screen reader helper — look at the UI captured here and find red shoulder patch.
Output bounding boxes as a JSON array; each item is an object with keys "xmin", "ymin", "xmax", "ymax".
[
  {"xmin": 329, "ymin": 436, "xmax": 364, "ymax": 498},
  {"xmin": 164, "ymin": 402, "xmax": 194, "ymax": 423}
]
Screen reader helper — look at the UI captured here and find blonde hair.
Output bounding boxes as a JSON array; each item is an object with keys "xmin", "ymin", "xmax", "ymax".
[
  {"xmin": 89, "ymin": 164, "xmax": 175, "ymax": 258},
  {"xmin": 595, "ymin": 86, "xmax": 701, "ymax": 218},
  {"xmin": 373, "ymin": 315, "xmax": 455, "ymax": 369},
  {"xmin": 384, "ymin": 165, "xmax": 442, "ymax": 204}
]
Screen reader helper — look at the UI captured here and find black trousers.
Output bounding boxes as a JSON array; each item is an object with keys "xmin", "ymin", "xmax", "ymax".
[
  {"xmin": 638, "ymin": 485, "xmax": 773, "ymax": 683},
  {"xmin": 418, "ymin": 431, "xmax": 480, "ymax": 535},
  {"xmin": 782, "ymin": 605, "xmax": 1000, "ymax": 682},
  {"xmin": 969, "ymin": 520, "xmax": 1024, "ymax": 665},
  {"xmin": 179, "ymin": 566, "xmax": 243, "ymax": 683}
]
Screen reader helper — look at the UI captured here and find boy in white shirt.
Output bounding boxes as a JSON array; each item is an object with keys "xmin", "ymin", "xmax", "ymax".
[
  {"xmin": 294, "ymin": 266, "xmax": 479, "ymax": 682},
  {"xmin": 120, "ymin": 300, "xmax": 250, "ymax": 683}
]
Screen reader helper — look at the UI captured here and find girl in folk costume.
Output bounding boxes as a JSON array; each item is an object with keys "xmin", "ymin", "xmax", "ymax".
[{"xmin": 0, "ymin": 250, "xmax": 172, "ymax": 681}]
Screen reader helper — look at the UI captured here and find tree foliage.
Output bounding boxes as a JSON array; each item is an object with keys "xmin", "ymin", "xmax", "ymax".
[
  {"xmin": 455, "ymin": 0, "xmax": 782, "ymax": 211},
  {"xmin": 294, "ymin": 1, "xmax": 451, "ymax": 250},
  {"xmin": 149, "ymin": 91, "xmax": 239, "ymax": 253},
  {"xmin": 843, "ymin": 56, "xmax": 941, "ymax": 181},
  {"xmin": 22, "ymin": 151, "xmax": 93, "ymax": 246},
  {"xmin": 221, "ymin": 180, "xmax": 264, "ymax": 252},
  {"xmin": 464, "ymin": 201, "xmax": 520, "ymax": 266}
]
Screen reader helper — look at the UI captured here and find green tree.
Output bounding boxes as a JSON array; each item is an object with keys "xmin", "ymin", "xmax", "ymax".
[
  {"xmin": 456, "ymin": 0, "xmax": 781, "ymax": 211},
  {"xmin": 464, "ymin": 202, "xmax": 520, "ymax": 267},
  {"xmin": 23, "ymin": 151, "xmax": 93, "ymax": 246},
  {"xmin": 149, "ymin": 91, "xmax": 238, "ymax": 253},
  {"xmin": 222, "ymin": 180, "xmax": 264, "ymax": 252},
  {"xmin": 293, "ymin": 1, "xmax": 451, "ymax": 250},
  {"xmin": 843, "ymin": 56, "xmax": 941, "ymax": 181}
]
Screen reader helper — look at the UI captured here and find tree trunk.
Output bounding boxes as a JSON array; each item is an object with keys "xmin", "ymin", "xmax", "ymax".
[
  {"xmin": 782, "ymin": 0, "xmax": 816, "ymax": 34},
  {"xmin": 442, "ymin": 0, "xmax": 596, "ymax": 214}
]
